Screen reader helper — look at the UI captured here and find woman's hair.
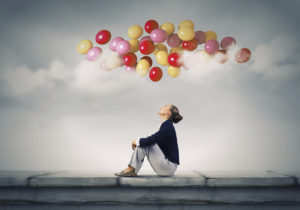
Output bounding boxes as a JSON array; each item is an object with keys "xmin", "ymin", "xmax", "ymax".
[{"xmin": 169, "ymin": 104, "xmax": 183, "ymax": 124}]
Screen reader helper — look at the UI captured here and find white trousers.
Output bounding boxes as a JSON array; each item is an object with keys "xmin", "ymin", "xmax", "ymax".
[{"xmin": 128, "ymin": 143, "xmax": 178, "ymax": 176}]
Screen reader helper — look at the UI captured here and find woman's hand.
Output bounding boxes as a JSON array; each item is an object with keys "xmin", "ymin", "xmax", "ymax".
[{"xmin": 131, "ymin": 140, "xmax": 137, "ymax": 150}]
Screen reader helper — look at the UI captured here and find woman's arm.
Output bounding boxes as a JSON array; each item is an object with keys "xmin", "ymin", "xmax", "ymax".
[{"xmin": 138, "ymin": 125, "xmax": 170, "ymax": 147}]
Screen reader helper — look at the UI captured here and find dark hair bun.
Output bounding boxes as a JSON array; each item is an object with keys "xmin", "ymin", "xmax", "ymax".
[{"xmin": 172, "ymin": 114, "xmax": 183, "ymax": 124}]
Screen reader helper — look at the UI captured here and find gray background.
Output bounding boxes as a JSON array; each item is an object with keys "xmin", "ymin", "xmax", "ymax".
[{"xmin": 0, "ymin": 0, "xmax": 299, "ymax": 173}]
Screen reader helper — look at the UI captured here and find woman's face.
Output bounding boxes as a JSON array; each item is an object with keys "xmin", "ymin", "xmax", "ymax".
[{"xmin": 158, "ymin": 104, "xmax": 171, "ymax": 118}]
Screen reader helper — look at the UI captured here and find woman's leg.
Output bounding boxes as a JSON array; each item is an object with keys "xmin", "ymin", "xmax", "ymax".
[{"xmin": 128, "ymin": 143, "xmax": 178, "ymax": 176}]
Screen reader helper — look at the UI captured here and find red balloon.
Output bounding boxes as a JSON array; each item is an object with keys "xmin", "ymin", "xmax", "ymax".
[
  {"xmin": 149, "ymin": 67, "xmax": 163, "ymax": 82},
  {"xmin": 235, "ymin": 48, "xmax": 251, "ymax": 63},
  {"xmin": 139, "ymin": 40, "xmax": 155, "ymax": 55},
  {"xmin": 123, "ymin": 53, "xmax": 137, "ymax": 66},
  {"xmin": 95, "ymin": 30, "xmax": 111, "ymax": 45},
  {"xmin": 182, "ymin": 39, "xmax": 198, "ymax": 51},
  {"xmin": 145, "ymin": 20, "xmax": 159, "ymax": 34},
  {"xmin": 141, "ymin": 56, "xmax": 153, "ymax": 67},
  {"xmin": 168, "ymin": 52, "xmax": 182, "ymax": 67}
]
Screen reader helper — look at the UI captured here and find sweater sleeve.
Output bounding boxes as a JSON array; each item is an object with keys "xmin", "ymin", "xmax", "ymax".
[{"xmin": 139, "ymin": 124, "xmax": 170, "ymax": 147}]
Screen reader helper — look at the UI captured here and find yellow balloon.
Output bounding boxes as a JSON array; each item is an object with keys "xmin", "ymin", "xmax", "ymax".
[
  {"xmin": 205, "ymin": 30, "xmax": 217, "ymax": 42},
  {"xmin": 178, "ymin": 20, "xmax": 194, "ymax": 29},
  {"xmin": 76, "ymin": 39, "xmax": 93, "ymax": 54},
  {"xmin": 136, "ymin": 59, "xmax": 150, "ymax": 77},
  {"xmin": 167, "ymin": 66, "xmax": 181, "ymax": 78},
  {"xmin": 155, "ymin": 50, "xmax": 169, "ymax": 66},
  {"xmin": 153, "ymin": 43, "xmax": 168, "ymax": 55},
  {"xmin": 170, "ymin": 46, "xmax": 183, "ymax": 54},
  {"xmin": 160, "ymin": 22, "xmax": 175, "ymax": 36},
  {"xmin": 178, "ymin": 26, "xmax": 195, "ymax": 41},
  {"xmin": 128, "ymin": 25, "xmax": 143, "ymax": 39},
  {"xmin": 129, "ymin": 39, "xmax": 139, "ymax": 53}
]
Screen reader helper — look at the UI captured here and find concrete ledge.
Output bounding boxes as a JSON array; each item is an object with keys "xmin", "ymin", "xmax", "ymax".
[
  {"xmin": 1, "ymin": 170, "xmax": 298, "ymax": 188},
  {"xmin": 0, "ymin": 170, "xmax": 299, "ymax": 208},
  {"xmin": 198, "ymin": 170, "xmax": 296, "ymax": 187}
]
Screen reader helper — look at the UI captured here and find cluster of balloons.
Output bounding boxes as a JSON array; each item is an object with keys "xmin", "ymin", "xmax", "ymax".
[{"xmin": 77, "ymin": 19, "xmax": 251, "ymax": 82}]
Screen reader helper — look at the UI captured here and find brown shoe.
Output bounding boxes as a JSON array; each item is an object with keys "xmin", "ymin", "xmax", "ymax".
[{"xmin": 114, "ymin": 169, "xmax": 137, "ymax": 177}]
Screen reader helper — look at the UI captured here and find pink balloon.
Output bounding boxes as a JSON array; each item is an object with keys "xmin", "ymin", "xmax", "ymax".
[
  {"xmin": 116, "ymin": 40, "xmax": 131, "ymax": 55},
  {"xmin": 194, "ymin": 31, "xmax": 206, "ymax": 45},
  {"xmin": 140, "ymin": 36, "xmax": 151, "ymax": 43},
  {"xmin": 204, "ymin": 40, "xmax": 219, "ymax": 54},
  {"xmin": 221, "ymin": 37, "xmax": 236, "ymax": 50},
  {"xmin": 124, "ymin": 64, "xmax": 136, "ymax": 73},
  {"xmin": 167, "ymin": 34, "xmax": 182, "ymax": 47},
  {"xmin": 150, "ymin": 28, "xmax": 167, "ymax": 43},
  {"xmin": 110, "ymin": 37, "xmax": 123, "ymax": 51},
  {"xmin": 86, "ymin": 47, "xmax": 102, "ymax": 61}
]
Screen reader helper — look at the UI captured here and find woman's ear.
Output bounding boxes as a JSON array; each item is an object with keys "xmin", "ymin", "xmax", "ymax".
[{"xmin": 167, "ymin": 110, "xmax": 171, "ymax": 117}]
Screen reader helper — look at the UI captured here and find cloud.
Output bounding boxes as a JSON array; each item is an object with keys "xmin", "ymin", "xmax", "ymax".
[
  {"xmin": 0, "ymin": 51, "xmax": 144, "ymax": 99},
  {"xmin": 177, "ymin": 33, "xmax": 300, "ymax": 90},
  {"xmin": 252, "ymin": 33, "xmax": 300, "ymax": 86},
  {"xmin": 1, "ymin": 33, "xmax": 300, "ymax": 105}
]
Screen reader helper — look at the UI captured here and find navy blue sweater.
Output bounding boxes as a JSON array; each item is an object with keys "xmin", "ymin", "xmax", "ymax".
[{"xmin": 138, "ymin": 119, "xmax": 180, "ymax": 165}]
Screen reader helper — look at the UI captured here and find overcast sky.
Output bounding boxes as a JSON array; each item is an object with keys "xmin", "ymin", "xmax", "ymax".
[{"xmin": 0, "ymin": 0, "xmax": 300, "ymax": 173}]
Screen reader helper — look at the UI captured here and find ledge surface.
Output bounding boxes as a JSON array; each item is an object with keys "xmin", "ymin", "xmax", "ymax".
[{"xmin": 0, "ymin": 169, "xmax": 299, "ymax": 187}]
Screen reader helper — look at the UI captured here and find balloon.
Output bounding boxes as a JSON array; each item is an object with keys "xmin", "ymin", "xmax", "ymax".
[
  {"xmin": 128, "ymin": 25, "xmax": 143, "ymax": 39},
  {"xmin": 86, "ymin": 47, "xmax": 102, "ymax": 61},
  {"xmin": 140, "ymin": 36, "xmax": 151, "ymax": 43},
  {"xmin": 136, "ymin": 59, "xmax": 150, "ymax": 76},
  {"xmin": 110, "ymin": 37, "xmax": 123, "ymax": 51},
  {"xmin": 116, "ymin": 40, "xmax": 131, "ymax": 55},
  {"xmin": 153, "ymin": 43, "xmax": 167, "ymax": 55},
  {"xmin": 167, "ymin": 34, "xmax": 182, "ymax": 48},
  {"xmin": 205, "ymin": 30, "xmax": 217, "ymax": 42},
  {"xmin": 150, "ymin": 28, "xmax": 167, "ymax": 43},
  {"xmin": 178, "ymin": 20, "xmax": 194, "ymax": 29},
  {"xmin": 124, "ymin": 64, "xmax": 137, "ymax": 73},
  {"xmin": 129, "ymin": 39, "xmax": 139, "ymax": 53},
  {"xmin": 100, "ymin": 59, "xmax": 111, "ymax": 72},
  {"xmin": 194, "ymin": 31, "xmax": 206, "ymax": 45},
  {"xmin": 220, "ymin": 37, "xmax": 236, "ymax": 50},
  {"xmin": 123, "ymin": 52, "xmax": 137, "ymax": 66},
  {"xmin": 214, "ymin": 49, "xmax": 229, "ymax": 64},
  {"xmin": 155, "ymin": 50, "xmax": 169, "ymax": 66},
  {"xmin": 168, "ymin": 52, "xmax": 183, "ymax": 67},
  {"xmin": 182, "ymin": 38, "xmax": 198, "ymax": 51},
  {"xmin": 77, "ymin": 39, "xmax": 93, "ymax": 54},
  {"xmin": 160, "ymin": 22, "xmax": 175, "ymax": 36},
  {"xmin": 167, "ymin": 66, "xmax": 181, "ymax": 78},
  {"xmin": 139, "ymin": 40, "xmax": 155, "ymax": 55},
  {"xmin": 95, "ymin": 30, "xmax": 111, "ymax": 45},
  {"xmin": 170, "ymin": 46, "xmax": 183, "ymax": 54},
  {"xmin": 178, "ymin": 26, "xmax": 195, "ymax": 41},
  {"xmin": 235, "ymin": 48, "xmax": 251, "ymax": 63},
  {"xmin": 144, "ymin": 19, "xmax": 159, "ymax": 33},
  {"xmin": 204, "ymin": 39, "xmax": 219, "ymax": 54},
  {"xmin": 149, "ymin": 67, "xmax": 163, "ymax": 82},
  {"xmin": 141, "ymin": 56, "xmax": 152, "ymax": 67}
]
